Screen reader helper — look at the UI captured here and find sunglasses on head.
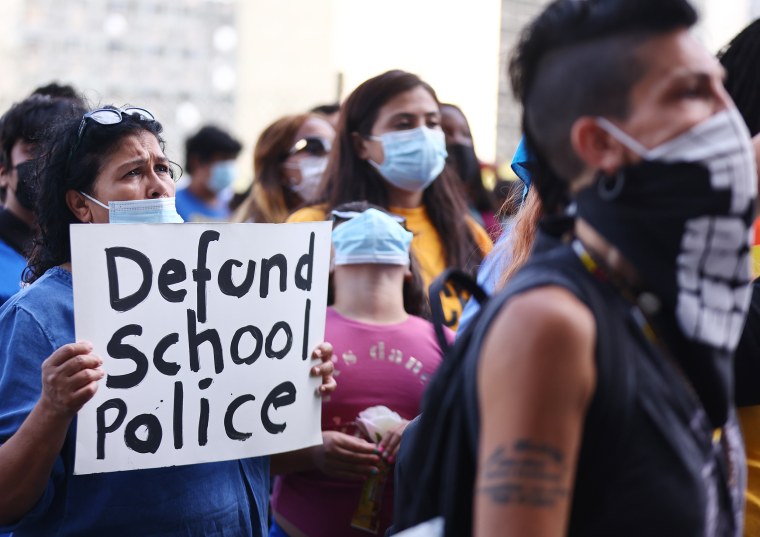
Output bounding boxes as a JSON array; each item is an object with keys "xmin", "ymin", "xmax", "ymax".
[
  {"xmin": 287, "ymin": 137, "xmax": 331, "ymax": 158},
  {"xmin": 76, "ymin": 107, "xmax": 155, "ymax": 141},
  {"xmin": 69, "ymin": 107, "xmax": 156, "ymax": 160}
]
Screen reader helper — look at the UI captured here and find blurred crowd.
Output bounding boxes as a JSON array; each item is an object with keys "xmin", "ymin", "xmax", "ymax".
[{"xmin": 3, "ymin": 0, "xmax": 760, "ymax": 536}]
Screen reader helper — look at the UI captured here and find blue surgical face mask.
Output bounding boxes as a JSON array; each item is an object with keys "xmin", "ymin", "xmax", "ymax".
[
  {"xmin": 80, "ymin": 192, "xmax": 184, "ymax": 224},
  {"xmin": 208, "ymin": 160, "xmax": 236, "ymax": 194},
  {"xmin": 285, "ymin": 156, "xmax": 327, "ymax": 202},
  {"xmin": 369, "ymin": 126, "xmax": 447, "ymax": 193},
  {"xmin": 332, "ymin": 208, "xmax": 413, "ymax": 266}
]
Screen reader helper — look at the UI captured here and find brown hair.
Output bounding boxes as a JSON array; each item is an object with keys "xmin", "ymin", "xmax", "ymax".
[
  {"xmin": 498, "ymin": 188, "xmax": 543, "ymax": 289},
  {"xmin": 313, "ymin": 70, "xmax": 484, "ymax": 274},
  {"xmin": 233, "ymin": 113, "xmax": 312, "ymax": 224}
]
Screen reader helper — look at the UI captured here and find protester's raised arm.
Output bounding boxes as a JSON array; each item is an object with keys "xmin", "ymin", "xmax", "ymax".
[{"xmin": 0, "ymin": 342, "xmax": 103, "ymax": 525}]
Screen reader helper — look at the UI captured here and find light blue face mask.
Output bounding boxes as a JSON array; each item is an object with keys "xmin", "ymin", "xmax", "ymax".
[
  {"xmin": 369, "ymin": 126, "xmax": 447, "ymax": 193},
  {"xmin": 332, "ymin": 208, "xmax": 413, "ymax": 266},
  {"xmin": 80, "ymin": 192, "xmax": 184, "ymax": 224},
  {"xmin": 208, "ymin": 160, "xmax": 236, "ymax": 194}
]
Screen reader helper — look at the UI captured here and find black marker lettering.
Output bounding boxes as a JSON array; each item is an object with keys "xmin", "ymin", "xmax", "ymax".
[
  {"xmin": 265, "ymin": 321, "xmax": 292, "ymax": 360},
  {"xmin": 231, "ymin": 325, "xmax": 263, "ymax": 365},
  {"xmin": 153, "ymin": 333, "xmax": 180, "ymax": 376},
  {"xmin": 96, "ymin": 398, "xmax": 127, "ymax": 459},
  {"xmin": 224, "ymin": 394, "xmax": 256, "ymax": 441},
  {"xmin": 261, "ymin": 381, "xmax": 296, "ymax": 434},
  {"xmin": 173, "ymin": 381, "xmax": 183, "ymax": 449},
  {"xmin": 198, "ymin": 378, "xmax": 212, "ymax": 446},
  {"xmin": 295, "ymin": 232, "xmax": 314, "ymax": 291},
  {"xmin": 105, "ymin": 246, "xmax": 153, "ymax": 312},
  {"xmin": 187, "ymin": 309, "xmax": 224, "ymax": 374},
  {"xmin": 302, "ymin": 298, "xmax": 311, "ymax": 360},
  {"xmin": 106, "ymin": 324, "xmax": 149, "ymax": 389},
  {"xmin": 260, "ymin": 254, "xmax": 287, "ymax": 298},
  {"xmin": 124, "ymin": 414, "xmax": 162, "ymax": 454},
  {"xmin": 218, "ymin": 259, "xmax": 256, "ymax": 298},
  {"xmin": 192, "ymin": 230, "xmax": 220, "ymax": 323},
  {"xmin": 158, "ymin": 258, "xmax": 187, "ymax": 303}
]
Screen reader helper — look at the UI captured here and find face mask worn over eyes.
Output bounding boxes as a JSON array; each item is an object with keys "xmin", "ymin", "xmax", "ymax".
[
  {"xmin": 288, "ymin": 156, "xmax": 327, "ymax": 202},
  {"xmin": 447, "ymin": 143, "xmax": 480, "ymax": 183},
  {"xmin": 208, "ymin": 160, "xmax": 236, "ymax": 194},
  {"xmin": 578, "ymin": 106, "xmax": 757, "ymax": 427},
  {"xmin": 369, "ymin": 126, "xmax": 447, "ymax": 193},
  {"xmin": 81, "ymin": 192, "xmax": 185, "ymax": 224},
  {"xmin": 332, "ymin": 208, "xmax": 413, "ymax": 266}
]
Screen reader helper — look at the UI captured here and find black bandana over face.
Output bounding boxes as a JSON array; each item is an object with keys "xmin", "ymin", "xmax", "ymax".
[
  {"xmin": 446, "ymin": 143, "xmax": 480, "ymax": 183},
  {"xmin": 576, "ymin": 160, "xmax": 755, "ymax": 427}
]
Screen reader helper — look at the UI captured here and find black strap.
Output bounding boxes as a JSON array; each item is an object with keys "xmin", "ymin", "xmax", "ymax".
[{"xmin": 429, "ymin": 268, "xmax": 489, "ymax": 353}]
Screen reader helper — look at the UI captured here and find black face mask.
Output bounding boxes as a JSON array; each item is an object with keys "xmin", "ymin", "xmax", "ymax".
[
  {"xmin": 446, "ymin": 143, "xmax": 480, "ymax": 183},
  {"xmin": 576, "ymin": 160, "xmax": 755, "ymax": 427},
  {"xmin": 13, "ymin": 160, "xmax": 37, "ymax": 211}
]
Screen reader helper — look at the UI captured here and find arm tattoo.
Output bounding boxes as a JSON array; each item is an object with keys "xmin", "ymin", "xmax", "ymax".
[{"xmin": 478, "ymin": 439, "xmax": 568, "ymax": 508}]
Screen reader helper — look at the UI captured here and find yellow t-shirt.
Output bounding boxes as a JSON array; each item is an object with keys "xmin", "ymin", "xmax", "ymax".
[{"xmin": 288, "ymin": 204, "xmax": 493, "ymax": 330}]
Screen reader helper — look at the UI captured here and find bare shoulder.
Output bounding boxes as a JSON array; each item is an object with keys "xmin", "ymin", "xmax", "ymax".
[{"xmin": 479, "ymin": 285, "xmax": 597, "ymax": 406}]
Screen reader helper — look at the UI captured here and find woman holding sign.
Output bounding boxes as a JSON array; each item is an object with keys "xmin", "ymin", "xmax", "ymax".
[
  {"xmin": 287, "ymin": 70, "xmax": 493, "ymax": 329},
  {"xmin": 0, "ymin": 106, "xmax": 335, "ymax": 536},
  {"xmin": 270, "ymin": 204, "xmax": 451, "ymax": 537}
]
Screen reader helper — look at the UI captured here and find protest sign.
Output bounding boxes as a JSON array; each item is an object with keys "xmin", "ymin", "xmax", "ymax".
[{"xmin": 71, "ymin": 222, "xmax": 331, "ymax": 474}]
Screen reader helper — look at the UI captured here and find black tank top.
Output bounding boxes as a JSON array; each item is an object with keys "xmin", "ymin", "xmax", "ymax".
[{"xmin": 466, "ymin": 233, "xmax": 745, "ymax": 536}]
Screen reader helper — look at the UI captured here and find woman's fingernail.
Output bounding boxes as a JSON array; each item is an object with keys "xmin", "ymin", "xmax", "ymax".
[
  {"xmin": 388, "ymin": 456, "xmax": 395, "ymax": 464},
  {"xmin": 378, "ymin": 445, "xmax": 384, "ymax": 453},
  {"xmin": 370, "ymin": 468, "xmax": 378, "ymax": 475}
]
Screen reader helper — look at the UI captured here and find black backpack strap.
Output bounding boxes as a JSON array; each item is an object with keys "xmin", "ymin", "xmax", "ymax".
[{"xmin": 429, "ymin": 268, "xmax": 489, "ymax": 353}]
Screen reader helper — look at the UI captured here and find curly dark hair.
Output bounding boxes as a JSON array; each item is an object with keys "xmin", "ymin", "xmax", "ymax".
[{"xmin": 25, "ymin": 107, "xmax": 165, "ymax": 283}]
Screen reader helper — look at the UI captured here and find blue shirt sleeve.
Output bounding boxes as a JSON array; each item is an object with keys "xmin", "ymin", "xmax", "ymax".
[
  {"xmin": 0, "ymin": 302, "xmax": 65, "ymax": 532},
  {"xmin": 457, "ymin": 231, "xmax": 513, "ymax": 335}
]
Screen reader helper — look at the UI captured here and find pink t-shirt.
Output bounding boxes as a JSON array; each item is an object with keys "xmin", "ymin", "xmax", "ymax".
[{"xmin": 271, "ymin": 307, "xmax": 452, "ymax": 537}]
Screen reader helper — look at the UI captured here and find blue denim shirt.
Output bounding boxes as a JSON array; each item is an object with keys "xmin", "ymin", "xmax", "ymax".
[
  {"xmin": 0, "ymin": 238, "xmax": 25, "ymax": 307},
  {"xmin": 0, "ymin": 267, "xmax": 269, "ymax": 536}
]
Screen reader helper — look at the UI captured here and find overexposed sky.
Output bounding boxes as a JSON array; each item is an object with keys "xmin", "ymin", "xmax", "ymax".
[{"xmin": 235, "ymin": 0, "xmax": 502, "ymax": 182}]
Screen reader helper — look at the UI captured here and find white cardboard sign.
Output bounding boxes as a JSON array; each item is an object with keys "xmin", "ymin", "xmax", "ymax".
[{"xmin": 71, "ymin": 222, "xmax": 331, "ymax": 474}]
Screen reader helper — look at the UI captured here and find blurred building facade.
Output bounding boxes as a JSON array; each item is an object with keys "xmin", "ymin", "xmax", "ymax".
[
  {"xmin": 0, "ymin": 0, "xmax": 237, "ymax": 164},
  {"xmin": 0, "ymin": 0, "xmax": 757, "ymax": 178},
  {"xmin": 495, "ymin": 0, "xmax": 760, "ymax": 165}
]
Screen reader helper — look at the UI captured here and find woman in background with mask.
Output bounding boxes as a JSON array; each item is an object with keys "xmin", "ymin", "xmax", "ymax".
[
  {"xmin": 270, "ymin": 204, "xmax": 450, "ymax": 537},
  {"xmin": 233, "ymin": 113, "xmax": 335, "ymax": 223},
  {"xmin": 287, "ymin": 70, "xmax": 493, "ymax": 330},
  {"xmin": 440, "ymin": 103, "xmax": 502, "ymax": 241},
  {"xmin": 0, "ymin": 107, "xmax": 335, "ymax": 536}
]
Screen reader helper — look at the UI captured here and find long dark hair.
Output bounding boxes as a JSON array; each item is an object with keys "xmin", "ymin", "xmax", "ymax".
[
  {"xmin": 25, "ymin": 107, "xmax": 165, "ymax": 283},
  {"xmin": 314, "ymin": 70, "xmax": 483, "ymax": 274}
]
